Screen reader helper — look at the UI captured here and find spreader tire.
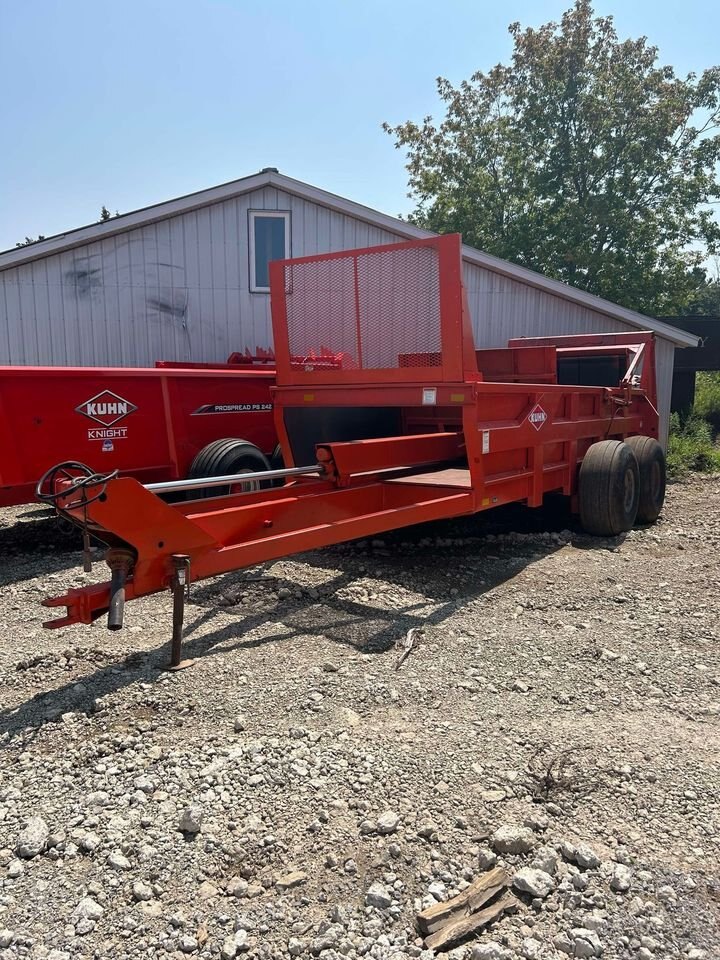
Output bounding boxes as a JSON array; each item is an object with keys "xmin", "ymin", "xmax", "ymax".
[
  {"xmin": 579, "ymin": 440, "xmax": 639, "ymax": 536},
  {"xmin": 270, "ymin": 444, "xmax": 284, "ymax": 470},
  {"xmin": 625, "ymin": 435, "xmax": 666, "ymax": 524},
  {"xmin": 188, "ymin": 439, "xmax": 271, "ymax": 497},
  {"xmin": 269, "ymin": 444, "xmax": 285, "ymax": 486}
]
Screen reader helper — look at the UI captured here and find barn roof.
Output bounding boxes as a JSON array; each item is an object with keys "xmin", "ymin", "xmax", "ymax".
[{"xmin": 0, "ymin": 168, "xmax": 698, "ymax": 348}]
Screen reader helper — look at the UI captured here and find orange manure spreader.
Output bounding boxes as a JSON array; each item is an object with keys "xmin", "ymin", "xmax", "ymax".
[{"xmin": 39, "ymin": 235, "xmax": 665, "ymax": 666}]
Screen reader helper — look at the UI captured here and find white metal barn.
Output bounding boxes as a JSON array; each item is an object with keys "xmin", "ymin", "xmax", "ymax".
[{"xmin": 0, "ymin": 168, "xmax": 697, "ymax": 444}]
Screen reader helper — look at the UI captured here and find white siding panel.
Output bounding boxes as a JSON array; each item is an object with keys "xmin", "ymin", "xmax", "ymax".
[
  {"xmin": 31, "ymin": 259, "xmax": 52, "ymax": 364},
  {"xmin": 18, "ymin": 263, "xmax": 38, "ymax": 362},
  {"xmin": 655, "ymin": 336, "xmax": 675, "ymax": 449},
  {"xmin": 465, "ymin": 264, "xmax": 628, "ymax": 346},
  {"xmin": 2, "ymin": 271, "xmax": 23, "ymax": 362}
]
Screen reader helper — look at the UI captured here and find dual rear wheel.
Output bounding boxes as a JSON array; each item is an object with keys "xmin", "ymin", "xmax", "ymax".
[{"xmin": 578, "ymin": 436, "xmax": 666, "ymax": 536}]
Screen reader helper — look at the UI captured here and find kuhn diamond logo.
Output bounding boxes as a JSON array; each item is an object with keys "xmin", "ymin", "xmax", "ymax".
[
  {"xmin": 528, "ymin": 403, "xmax": 548, "ymax": 430},
  {"xmin": 75, "ymin": 390, "xmax": 137, "ymax": 427}
]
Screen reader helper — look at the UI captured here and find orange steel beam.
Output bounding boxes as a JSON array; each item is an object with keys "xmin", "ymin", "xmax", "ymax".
[
  {"xmin": 43, "ymin": 473, "xmax": 475, "ymax": 628},
  {"xmin": 316, "ymin": 432, "xmax": 465, "ymax": 484}
]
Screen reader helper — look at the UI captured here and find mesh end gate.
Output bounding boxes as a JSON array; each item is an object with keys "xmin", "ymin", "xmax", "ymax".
[
  {"xmin": 40, "ymin": 234, "xmax": 660, "ymax": 664},
  {"xmin": 270, "ymin": 234, "xmax": 474, "ymax": 385}
]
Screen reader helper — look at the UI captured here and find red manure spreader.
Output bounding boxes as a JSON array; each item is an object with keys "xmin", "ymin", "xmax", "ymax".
[
  {"xmin": 40, "ymin": 235, "xmax": 665, "ymax": 666},
  {"xmin": 0, "ymin": 355, "xmax": 278, "ymax": 508}
]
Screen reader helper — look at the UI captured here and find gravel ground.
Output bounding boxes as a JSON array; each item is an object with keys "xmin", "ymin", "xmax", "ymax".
[{"xmin": 0, "ymin": 475, "xmax": 718, "ymax": 960}]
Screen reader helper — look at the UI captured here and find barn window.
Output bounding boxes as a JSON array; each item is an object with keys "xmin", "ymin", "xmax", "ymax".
[{"xmin": 249, "ymin": 210, "xmax": 290, "ymax": 292}]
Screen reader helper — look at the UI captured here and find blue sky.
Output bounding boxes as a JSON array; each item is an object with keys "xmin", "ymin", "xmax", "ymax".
[{"xmin": 1, "ymin": 0, "xmax": 718, "ymax": 251}]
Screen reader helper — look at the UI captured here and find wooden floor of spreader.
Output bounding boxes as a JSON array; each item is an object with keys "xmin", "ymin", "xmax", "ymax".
[{"xmin": 386, "ymin": 467, "xmax": 472, "ymax": 488}]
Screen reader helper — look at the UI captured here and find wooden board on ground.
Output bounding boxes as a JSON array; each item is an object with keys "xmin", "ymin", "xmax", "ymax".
[
  {"xmin": 417, "ymin": 866, "xmax": 509, "ymax": 935},
  {"xmin": 424, "ymin": 890, "xmax": 519, "ymax": 951}
]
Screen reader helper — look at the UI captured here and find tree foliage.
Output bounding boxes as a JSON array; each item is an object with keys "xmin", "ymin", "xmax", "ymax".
[
  {"xmin": 15, "ymin": 235, "xmax": 45, "ymax": 248},
  {"xmin": 384, "ymin": 1, "xmax": 720, "ymax": 315},
  {"xmin": 16, "ymin": 206, "xmax": 119, "ymax": 247},
  {"xmin": 686, "ymin": 279, "xmax": 720, "ymax": 316}
]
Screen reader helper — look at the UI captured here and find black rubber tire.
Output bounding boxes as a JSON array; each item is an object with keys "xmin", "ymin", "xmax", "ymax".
[
  {"xmin": 188, "ymin": 438, "xmax": 271, "ymax": 497},
  {"xmin": 269, "ymin": 444, "xmax": 285, "ymax": 487},
  {"xmin": 578, "ymin": 439, "xmax": 640, "ymax": 536},
  {"xmin": 625, "ymin": 435, "xmax": 666, "ymax": 524},
  {"xmin": 270, "ymin": 444, "xmax": 284, "ymax": 471}
]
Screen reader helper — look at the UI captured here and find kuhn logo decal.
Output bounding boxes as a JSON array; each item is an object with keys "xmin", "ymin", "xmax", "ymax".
[
  {"xmin": 76, "ymin": 390, "xmax": 137, "ymax": 426},
  {"xmin": 528, "ymin": 403, "xmax": 548, "ymax": 430}
]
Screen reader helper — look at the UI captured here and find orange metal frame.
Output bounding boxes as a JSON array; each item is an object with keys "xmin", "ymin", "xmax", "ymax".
[{"xmin": 42, "ymin": 235, "xmax": 659, "ymax": 630}]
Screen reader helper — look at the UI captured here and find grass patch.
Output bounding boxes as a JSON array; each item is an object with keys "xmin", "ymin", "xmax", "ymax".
[
  {"xmin": 667, "ymin": 411, "xmax": 720, "ymax": 480},
  {"xmin": 694, "ymin": 371, "xmax": 720, "ymax": 432}
]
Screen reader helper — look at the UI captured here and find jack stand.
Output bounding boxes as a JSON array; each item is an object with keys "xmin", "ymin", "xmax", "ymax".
[{"xmin": 167, "ymin": 554, "xmax": 194, "ymax": 671}]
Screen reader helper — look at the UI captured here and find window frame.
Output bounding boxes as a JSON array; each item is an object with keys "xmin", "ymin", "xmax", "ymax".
[{"xmin": 248, "ymin": 209, "xmax": 291, "ymax": 293}]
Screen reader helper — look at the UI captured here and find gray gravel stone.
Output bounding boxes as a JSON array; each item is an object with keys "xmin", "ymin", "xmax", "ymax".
[
  {"xmin": 610, "ymin": 864, "xmax": 633, "ymax": 892},
  {"xmin": 532, "ymin": 845, "xmax": 559, "ymax": 874},
  {"xmin": 179, "ymin": 933, "xmax": 199, "ymax": 953},
  {"xmin": 561, "ymin": 839, "xmax": 601, "ymax": 869},
  {"xmin": 275, "ymin": 870, "xmax": 307, "ymax": 890},
  {"xmin": 512, "ymin": 867, "xmax": 556, "ymax": 899},
  {"xmin": 569, "ymin": 928, "xmax": 603, "ymax": 958},
  {"xmin": 178, "ymin": 804, "xmax": 204, "ymax": 834},
  {"xmin": 365, "ymin": 881, "xmax": 393, "ymax": 908},
  {"xmin": 520, "ymin": 938, "xmax": 542, "ymax": 960},
  {"xmin": 80, "ymin": 831, "xmax": 101, "ymax": 853},
  {"xmin": 469, "ymin": 942, "xmax": 510, "ymax": 960},
  {"xmin": 132, "ymin": 880, "xmax": 154, "ymax": 901},
  {"xmin": 72, "ymin": 897, "xmax": 104, "ymax": 921},
  {"xmin": 478, "ymin": 846, "xmax": 498, "ymax": 870},
  {"xmin": 16, "ymin": 816, "xmax": 49, "ymax": 858},
  {"xmin": 428, "ymin": 880, "xmax": 447, "ymax": 901},
  {"xmin": 491, "ymin": 824, "xmax": 537, "ymax": 855},
  {"xmin": 108, "ymin": 849, "xmax": 131, "ymax": 870},
  {"xmin": 573, "ymin": 842, "xmax": 601, "ymax": 869},
  {"xmin": 222, "ymin": 929, "xmax": 249, "ymax": 957},
  {"xmin": 377, "ymin": 810, "xmax": 400, "ymax": 834}
]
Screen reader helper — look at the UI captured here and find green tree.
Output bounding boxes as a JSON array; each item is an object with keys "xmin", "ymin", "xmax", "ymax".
[
  {"xmin": 685, "ymin": 259, "xmax": 720, "ymax": 315},
  {"xmin": 99, "ymin": 205, "xmax": 111, "ymax": 221},
  {"xmin": 384, "ymin": 0, "xmax": 720, "ymax": 316}
]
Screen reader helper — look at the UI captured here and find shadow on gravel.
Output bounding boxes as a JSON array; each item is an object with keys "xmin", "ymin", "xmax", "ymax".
[
  {"xmin": 182, "ymin": 495, "xmax": 589, "ymax": 655},
  {"xmin": 0, "ymin": 496, "xmax": 626, "ymax": 744},
  {"xmin": 0, "ymin": 650, "xmax": 159, "ymax": 747},
  {"xmin": 0, "ymin": 511, "xmax": 86, "ymax": 586}
]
